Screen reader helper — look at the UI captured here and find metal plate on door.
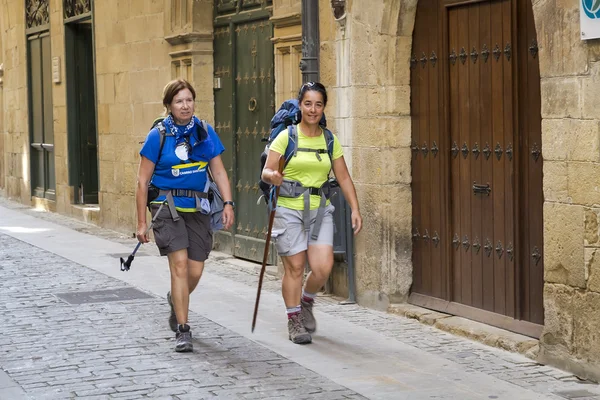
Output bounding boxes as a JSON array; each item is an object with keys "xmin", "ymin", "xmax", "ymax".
[{"xmin": 473, "ymin": 182, "xmax": 491, "ymax": 196}]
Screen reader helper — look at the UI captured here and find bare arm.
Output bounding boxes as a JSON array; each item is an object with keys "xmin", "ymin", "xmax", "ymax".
[
  {"xmin": 208, "ymin": 155, "xmax": 234, "ymax": 230},
  {"xmin": 332, "ymin": 156, "xmax": 362, "ymax": 234},
  {"xmin": 261, "ymin": 149, "xmax": 284, "ymax": 186},
  {"xmin": 136, "ymin": 156, "xmax": 155, "ymax": 243}
]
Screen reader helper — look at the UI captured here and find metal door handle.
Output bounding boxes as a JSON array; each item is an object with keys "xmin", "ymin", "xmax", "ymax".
[{"xmin": 473, "ymin": 182, "xmax": 491, "ymax": 196}]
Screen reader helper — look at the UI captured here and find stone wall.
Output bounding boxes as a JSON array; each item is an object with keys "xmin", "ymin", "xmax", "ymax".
[
  {"xmin": 0, "ymin": 0, "xmax": 29, "ymax": 203},
  {"xmin": 93, "ymin": 0, "xmax": 173, "ymax": 232},
  {"xmin": 534, "ymin": 0, "xmax": 600, "ymax": 382},
  {"xmin": 50, "ymin": 0, "xmax": 69, "ymax": 215},
  {"xmin": 272, "ymin": 0, "xmax": 302, "ymax": 106},
  {"xmin": 320, "ymin": 0, "xmax": 415, "ymax": 310}
]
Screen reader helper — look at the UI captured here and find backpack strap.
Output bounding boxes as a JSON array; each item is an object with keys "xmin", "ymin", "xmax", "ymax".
[
  {"xmin": 155, "ymin": 122, "xmax": 174, "ymax": 168},
  {"xmin": 283, "ymin": 125, "xmax": 298, "ymax": 167},
  {"xmin": 324, "ymin": 128, "xmax": 335, "ymax": 162},
  {"xmin": 200, "ymin": 120, "xmax": 209, "ymax": 135},
  {"xmin": 198, "ymin": 120, "xmax": 216, "ymax": 182},
  {"xmin": 150, "ymin": 120, "xmax": 212, "ymax": 221},
  {"xmin": 293, "ymin": 128, "xmax": 335, "ymax": 166}
]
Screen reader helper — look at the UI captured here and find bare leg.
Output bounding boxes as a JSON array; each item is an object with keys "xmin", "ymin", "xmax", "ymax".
[
  {"xmin": 305, "ymin": 245, "xmax": 334, "ymax": 294},
  {"xmin": 167, "ymin": 249, "xmax": 190, "ymax": 325},
  {"xmin": 281, "ymin": 251, "xmax": 307, "ymax": 307},
  {"xmin": 187, "ymin": 259, "xmax": 205, "ymax": 294}
]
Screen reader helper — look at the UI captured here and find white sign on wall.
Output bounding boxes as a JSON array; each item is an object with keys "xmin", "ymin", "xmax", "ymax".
[{"xmin": 581, "ymin": 0, "xmax": 600, "ymax": 40}]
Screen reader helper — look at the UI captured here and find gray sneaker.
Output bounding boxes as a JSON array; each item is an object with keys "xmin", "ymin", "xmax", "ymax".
[
  {"xmin": 288, "ymin": 314, "xmax": 312, "ymax": 344},
  {"xmin": 167, "ymin": 291, "xmax": 177, "ymax": 332},
  {"xmin": 300, "ymin": 299, "xmax": 316, "ymax": 333},
  {"xmin": 175, "ymin": 324, "xmax": 193, "ymax": 352}
]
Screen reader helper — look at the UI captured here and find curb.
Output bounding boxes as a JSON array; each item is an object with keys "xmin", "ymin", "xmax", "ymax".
[{"xmin": 388, "ymin": 303, "xmax": 540, "ymax": 360}]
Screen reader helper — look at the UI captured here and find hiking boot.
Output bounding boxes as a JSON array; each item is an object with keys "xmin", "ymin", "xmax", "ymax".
[
  {"xmin": 175, "ymin": 324, "xmax": 193, "ymax": 353},
  {"xmin": 300, "ymin": 299, "xmax": 316, "ymax": 334},
  {"xmin": 167, "ymin": 291, "xmax": 177, "ymax": 332},
  {"xmin": 287, "ymin": 314, "xmax": 312, "ymax": 344}
]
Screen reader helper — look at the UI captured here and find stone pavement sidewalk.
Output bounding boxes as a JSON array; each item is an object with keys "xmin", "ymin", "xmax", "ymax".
[
  {"xmin": 0, "ymin": 232, "xmax": 362, "ymax": 400},
  {"xmin": 1, "ymin": 197, "xmax": 600, "ymax": 400}
]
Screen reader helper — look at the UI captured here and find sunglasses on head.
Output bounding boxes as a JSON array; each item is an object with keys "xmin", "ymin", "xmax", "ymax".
[{"xmin": 301, "ymin": 81, "xmax": 325, "ymax": 90}]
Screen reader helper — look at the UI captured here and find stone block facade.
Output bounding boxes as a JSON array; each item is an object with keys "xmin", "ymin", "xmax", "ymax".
[
  {"xmin": 1, "ymin": 0, "xmax": 600, "ymax": 381},
  {"xmin": 320, "ymin": 0, "xmax": 415, "ymax": 309},
  {"xmin": 534, "ymin": 0, "xmax": 600, "ymax": 380},
  {"xmin": 1, "ymin": 0, "xmax": 29, "ymax": 204}
]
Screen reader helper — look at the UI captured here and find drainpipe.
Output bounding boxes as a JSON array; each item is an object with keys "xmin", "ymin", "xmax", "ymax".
[{"xmin": 300, "ymin": 0, "xmax": 320, "ymax": 83}]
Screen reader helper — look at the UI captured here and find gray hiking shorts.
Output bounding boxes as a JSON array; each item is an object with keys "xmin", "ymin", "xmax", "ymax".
[
  {"xmin": 271, "ymin": 204, "xmax": 335, "ymax": 257},
  {"xmin": 150, "ymin": 204, "xmax": 213, "ymax": 262}
]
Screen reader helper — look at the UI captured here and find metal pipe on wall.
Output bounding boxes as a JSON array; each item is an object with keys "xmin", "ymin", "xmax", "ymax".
[{"xmin": 300, "ymin": 0, "xmax": 320, "ymax": 83}]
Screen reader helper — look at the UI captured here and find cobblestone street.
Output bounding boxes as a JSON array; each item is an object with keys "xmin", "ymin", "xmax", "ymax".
[
  {"xmin": 0, "ymin": 233, "xmax": 362, "ymax": 400},
  {"xmin": 1, "ymin": 198, "xmax": 600, "ymax": 400}
]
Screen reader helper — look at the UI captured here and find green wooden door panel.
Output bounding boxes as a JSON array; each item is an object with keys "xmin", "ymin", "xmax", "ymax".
[
  {"xmin": 28, "ymin": 32, "xmax": 55, "ymax": 200},
  {"xmin": 233, "ymin": 20, "xmax": 275, "ymax": 263},
  {"xmin": 213, "ymin": 23, "xmax": 235, "ymax": 255},
  {"xmin": 213, "ymin": 12, "xmax": 276, "ymax": 264},
  {"xmin": 66, "ymin": 21, "xmax": 98, "ymax": 204}
]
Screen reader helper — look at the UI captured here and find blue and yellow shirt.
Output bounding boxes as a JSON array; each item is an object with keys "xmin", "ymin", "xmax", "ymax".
[{"xmin": 140, "ymin": 120, "xmax": 225, "ymax": 212}]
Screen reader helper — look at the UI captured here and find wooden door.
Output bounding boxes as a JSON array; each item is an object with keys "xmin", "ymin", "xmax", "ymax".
[
  {"xmin": 410, "ymin": 0, "xmax": 544, "ymax": 336},
  {"xmin": 213, "ymin": 0, "xmax": 276, "ymax": 263},
  {"xmin": 66, "ymin": 20, "xmax": 98, "ymax": 204},
  {"xmin": 448, "ymin": 0, "xmax": 516, "ymax": 317},
  {"xmin": 517, "ymin": 0, "xmax": 544, "ymax": 325},
  {"xmin": 233, "ymin": 18, "xmax": 275, "ymax": 262},
  {"xmin": 28, "ymin": 31, "xmax": 56, "ymax": 201},
  {"xmin": 410, "ymin": 0, "xmax": 446, "ymax": 301}
]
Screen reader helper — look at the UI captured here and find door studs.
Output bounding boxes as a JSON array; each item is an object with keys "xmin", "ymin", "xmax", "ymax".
[
  {"xmin": 473, "ymin": 238, "xmax": 481, "ymax": 254},
  {"xmin": 472, "ymin": 142, "xmax": 480, "ymax": 160},
  {"xmin": 496, "ymin": 241, "xmax": 504, "ymax": 259},
  {"xmin": 484, "ymin": 239, "xmax": 493, "ymax": 257},
  {"xmin": 461, "ymin": 142, "xmax": 469, "ymax": 159},
  {"xmin": 451, "ymin": 141, "xmax": 460, "ymax": 159},
  {"xmin": 462, "ymin": 235, "xmax": 470, "ymax": 251}
]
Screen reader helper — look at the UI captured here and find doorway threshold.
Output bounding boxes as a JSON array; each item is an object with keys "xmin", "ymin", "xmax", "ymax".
[
  {"xmin": 388, "ymin": 303, "xmax": 540, "ymax": 361},
  {"xmin": 70, "ymin": 203, "xmax": 100, "ymax": 225}
]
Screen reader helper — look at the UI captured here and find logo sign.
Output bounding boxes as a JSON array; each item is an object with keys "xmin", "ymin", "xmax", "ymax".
[{"xmin": 581, "ymin": 0, "xmax": 600, "ymax": 39}]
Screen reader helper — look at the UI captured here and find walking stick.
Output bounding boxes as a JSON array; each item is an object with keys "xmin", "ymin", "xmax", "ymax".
[
  {"xmin": 120, "ymin": 200, "xmax": 167, "ymax": 271},
  {"xmin": 252, "ymin": 157, "xmax": 285, "ymax": 332}
]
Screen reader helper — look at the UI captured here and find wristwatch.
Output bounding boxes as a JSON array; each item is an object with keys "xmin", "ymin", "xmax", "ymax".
[{"xmin": 224, "ymin": 201, "xmax": 235, "ymax": 209}]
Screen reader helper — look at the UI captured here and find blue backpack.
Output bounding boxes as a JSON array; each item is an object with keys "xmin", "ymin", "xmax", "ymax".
[{"xmin": 258, "ymin": 99, "xmax": 335, "ymax": 204}]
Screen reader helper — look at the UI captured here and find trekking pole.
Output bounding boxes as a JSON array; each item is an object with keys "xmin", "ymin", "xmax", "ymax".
[
  {"xmin": 120, "ymin": 200, "xmax": 167, "ymax": 271},
  {"xmin": 252, "ymin": 157, "xmax": 285, "ymax": 332}
]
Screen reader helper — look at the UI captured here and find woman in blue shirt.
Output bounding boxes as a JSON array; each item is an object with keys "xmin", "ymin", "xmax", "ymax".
[{"xmin": 136, "ymin": 79, "xmax": 234, "ymax": 353}]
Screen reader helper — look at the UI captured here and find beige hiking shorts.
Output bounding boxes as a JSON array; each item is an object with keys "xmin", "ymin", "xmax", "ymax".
[{"xmin": 271, "ymin": 204, "xmax": 335, "ymax": 257}]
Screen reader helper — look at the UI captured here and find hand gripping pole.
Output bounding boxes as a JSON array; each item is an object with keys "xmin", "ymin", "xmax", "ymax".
[{"xmin": 120, "ymin": 200, "xmax": 167, "ymax": 271}]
